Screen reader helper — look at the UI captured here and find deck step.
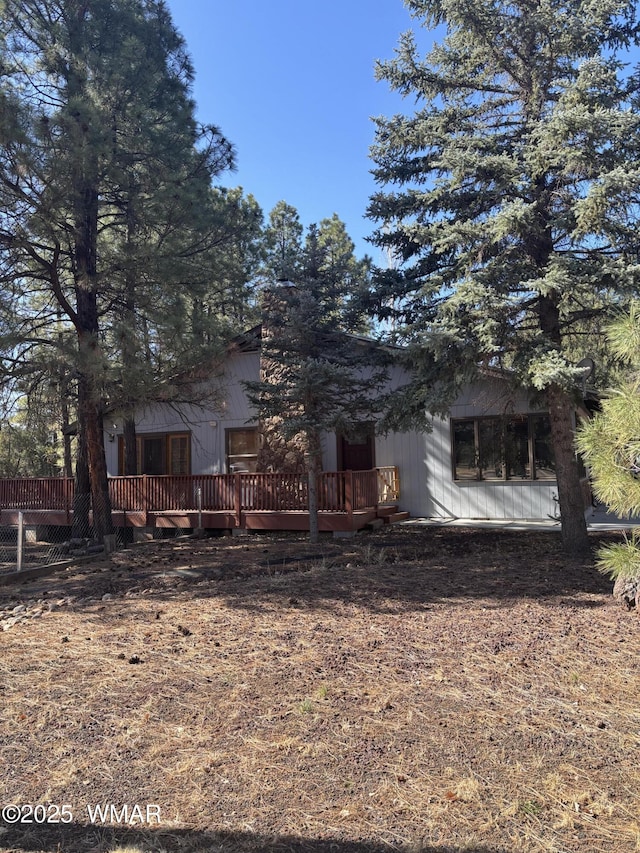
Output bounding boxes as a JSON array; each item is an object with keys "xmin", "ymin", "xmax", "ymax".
[
  {"xmin": 385, "ymin": 511, "xmax": 411, "ymax": 525},
  {"xmin": 376, "ymin": 504, "xmax": 399, "ymax": 518}
]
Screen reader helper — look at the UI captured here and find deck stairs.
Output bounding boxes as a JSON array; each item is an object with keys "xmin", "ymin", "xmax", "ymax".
[{"xmin": 368, "ymin": 503, "xmax": 410, "ymax": 529}]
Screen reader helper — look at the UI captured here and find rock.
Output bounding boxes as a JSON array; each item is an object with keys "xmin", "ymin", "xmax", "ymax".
[
  {"xmin": 102, "ymin": 534, "xmax": 117, "ymax": 554},
  {"xmin": 613, "ymin": 574, "xmax": 640, "ymax": 609},
  {"xmin": 86, "ymin": 544, "xmax": 105, "ymax": 555}
]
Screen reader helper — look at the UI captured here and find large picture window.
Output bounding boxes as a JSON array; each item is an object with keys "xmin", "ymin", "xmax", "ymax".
[
  {"xmin": 452, "ymin": 414, "xmax": 556, "ymax": 481},
  {"xmin": 118, "ymin": 432, "xmax": 191, "ymax": 475}
]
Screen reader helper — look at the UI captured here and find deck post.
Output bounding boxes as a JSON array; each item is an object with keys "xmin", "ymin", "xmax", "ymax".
[
  {"xmin": 16, "ymin": 511, "xmax": 23, "ymax": 572},
  {"xmin": 345, "ymin": 470, "xmax": 354, "ymax": 530},
  {"xmin": 142, "ymin": 474, "xmax": 149, "ymax": 527},
  {"xmin": 234, "ymin": 473, "xmax": 242, "ymax": 528},
  {"xmin": 65, "ymin": 478, "xmax": 71, "ymax": 526}
]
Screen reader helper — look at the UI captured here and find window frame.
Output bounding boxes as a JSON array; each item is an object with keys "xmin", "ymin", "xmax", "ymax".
[
  {"xmin": 225, "ymin": 427, "xmax": 259, "ymax": 473},
  {"xmin": 451, "ymin": 414, "xmax": 556, "ymax": 482},
  {"xmin": 118, "ymin": 431, "xmax": 191, "ymax": 476}
]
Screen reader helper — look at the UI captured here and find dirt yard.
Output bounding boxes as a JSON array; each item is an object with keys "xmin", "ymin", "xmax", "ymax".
[{"xmin": 0, "ymin": 525, "xmax": 638, "ymax": 853}]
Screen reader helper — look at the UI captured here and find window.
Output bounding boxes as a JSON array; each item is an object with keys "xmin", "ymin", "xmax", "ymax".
[
  {"xmin": 118, "ymin": 432, "xmax": 191, "ymax": 475},
  {"xmin": 452, "ymin": 415, "xmax": 556, "ymax": 481},
  {"xmin": 531, "ymin": 415, "xmax": 556, "ymax": 480},
  {"xmin": 226, "ymin": 428, "xmax": 259, "ymax": 473},
  {"xmin": 168, "ymin": 435, "xmax": 190, "ymax": 475}
]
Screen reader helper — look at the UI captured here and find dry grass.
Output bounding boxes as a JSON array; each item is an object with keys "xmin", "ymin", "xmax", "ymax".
[{"xmin": 0, "ymin": 526, "xmax": 638, "ymax": 853}]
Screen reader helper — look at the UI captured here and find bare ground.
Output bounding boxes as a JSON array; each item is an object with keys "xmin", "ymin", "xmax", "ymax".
[{"xmin": 0, "ymin": 526, "xmax": 638, "ymax": 853}]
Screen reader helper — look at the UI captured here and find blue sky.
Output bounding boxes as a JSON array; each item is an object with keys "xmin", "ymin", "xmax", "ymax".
[
  {"xmin": 162, "ymin": 3, "xmax": 639, "ymax": 266},
  {"xmin": 164, "ymin": 0, "xmax": 422, "ymax": 262}
]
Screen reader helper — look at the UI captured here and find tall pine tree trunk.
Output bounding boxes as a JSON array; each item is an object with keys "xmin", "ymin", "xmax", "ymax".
[
  {"xmin": 67, "ymin": 6, "xmax": 113, "ymax": 543},
  {"xmin": 76, "ymin": 330, "xmax": 114, "ymax": 541},
  {"xmin": 539, "ymin": 295, "xmax": 589, "ymax": 553},
  {"xmin": 305, "ymin": 433, "xmax": 322, "ymax": 545},
  {"xmin": 546, "ymin": 384, "xmax": 589, "ymax": 553},
  {"xmin": 73, "ymin": 187, "xmax": 113, "ymax": 541},
  {"xmin": 121, "ymin": 189, "xmax": 139, "ymax": 478},
  {"xmin": 57, "ymin": 311, "xmax": 73, "ymax": 479},
  {"xmin": 72, "ymin": 400, "xmax": 90, "ymax": 538},
  {"xmin": 123, "ymin": 416, "xmax": 138, "ymax": 476}
]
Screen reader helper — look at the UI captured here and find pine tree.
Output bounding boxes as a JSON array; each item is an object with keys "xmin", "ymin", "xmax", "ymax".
[
  {"xmin": 311, "ymin": 215, "xmax": 373, "ymax": 332},
  {"xmin": 189, "ymin": 188, "xmax": 264, "ymax": 335},
  {"xmin": 259, "ymin": 203, "xmax": 373, "ymax": 330},
  {"xmin": 0, "ymin": 384, "xmax": 66, "ymax": 478},
  {"xmin": 248, "ymin": 283, "xmax": 388, "ymax": 543},
  {"xmin": 0, "ymin": 0, "xmax": 236, "ymax": 537},
  {"xmin": 247, "ymin": 207, "xmax": 385, "ymax": 542},
  {"xmin": 576, "ymin": 305, "xmax": 640, "ymax": 605},
  {"xmin": 261, "ymin": 201, "xmax": 304, "ymax": 282},
  {"xmin": 367, "ymin": 0, "xmax": 640, "ymax": 553}
]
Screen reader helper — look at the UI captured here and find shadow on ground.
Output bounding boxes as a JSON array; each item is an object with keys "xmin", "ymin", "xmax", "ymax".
[
  {"xmin": 1, "ymin": 527, "xmax": 615, "ymax": 616},
  {"xmin": 1, "ymin": 822, "xmax": 508, "ymax": 853}
]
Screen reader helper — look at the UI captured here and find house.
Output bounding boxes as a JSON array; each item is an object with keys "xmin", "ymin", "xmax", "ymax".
[{"xmin": 103, "ymin": 325, "xmax": 589, "ymax": 522}]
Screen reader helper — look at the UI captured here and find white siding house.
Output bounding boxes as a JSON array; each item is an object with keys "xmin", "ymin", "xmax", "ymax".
[
  {"xmin": 104, "ymin": 343, "xmax": 576, "ymax": 522},
  {"xmin": 420, "ymin": 381, "xmax": 561, "ymax": 520},
  {"xmin": 104, "ymin": 349, "xmax": 260, "ymax": 478}
]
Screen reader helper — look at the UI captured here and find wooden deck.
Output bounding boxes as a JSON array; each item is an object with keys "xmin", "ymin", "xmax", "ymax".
[{"xmin": 0, "ymin": 468, "xmax": 402, "ymax": 534}]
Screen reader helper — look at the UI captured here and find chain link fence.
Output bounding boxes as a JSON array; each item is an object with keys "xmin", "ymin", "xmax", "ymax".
[{"xmin": 0, "ymin": 494, "xmax": 118, "ymax": 580}]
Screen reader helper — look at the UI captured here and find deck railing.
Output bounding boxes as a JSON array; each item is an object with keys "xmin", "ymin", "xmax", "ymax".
[
  {"xmin": 0, "ymin": 467, "xmax": 399, "ymax": 519},
  {"xmin": 0, "ymin": 477, "xmax": 74, "ymax": 511},
  {"xmin": 376, "ymin": 465, "xmax": 400, "ymax": 502}
]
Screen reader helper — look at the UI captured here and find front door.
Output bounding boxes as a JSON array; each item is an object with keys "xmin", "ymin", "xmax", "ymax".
[{"xmin": 338, "ymin": 427, "xmax": 375, "ymax": 471}]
